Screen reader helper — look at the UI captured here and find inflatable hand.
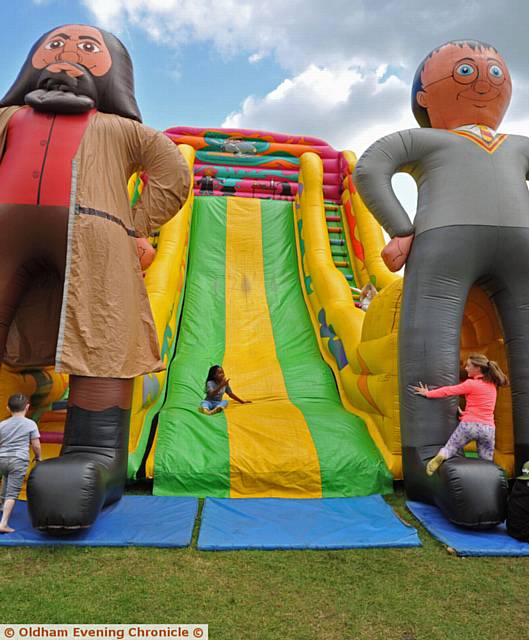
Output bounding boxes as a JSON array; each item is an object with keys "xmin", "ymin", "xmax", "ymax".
[
  {"xmin": 381, "ymin": 234, "xmax": 414, "ymax": 272},
  {"xmin": 136, "ymin": 237, "xmax": 156, "ymax": 271}
]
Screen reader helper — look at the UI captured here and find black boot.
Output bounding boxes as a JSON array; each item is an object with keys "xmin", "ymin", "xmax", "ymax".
[
  {"xmin": 27, "ymin": 405, "xmax": 130, "ymax": 533},
  {"xmin": 403, "ymin": 446, "xmax": 508, "ymax": 529},
  {"xmin": 433, "ymin": 456, "xmax": 508, "ymax": 529}
]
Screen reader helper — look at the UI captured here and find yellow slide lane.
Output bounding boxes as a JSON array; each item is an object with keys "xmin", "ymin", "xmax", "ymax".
[{"xmin": 223, "ymin": 197, "xmax": 322, "ymax": 498}]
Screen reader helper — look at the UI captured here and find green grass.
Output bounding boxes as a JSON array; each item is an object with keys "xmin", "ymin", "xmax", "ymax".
[{"xmin": 1, "ymin": 486, "xmax": 527, "ymax": 640}]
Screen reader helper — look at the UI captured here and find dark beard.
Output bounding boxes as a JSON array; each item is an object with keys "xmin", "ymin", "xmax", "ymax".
[
  {"xmin": 24, "ymin": 65, "xmax": 98, "ymax": 114},
  {"xmin": 25, "ymin": 89, "xmax": 95, "ymax": 114}
]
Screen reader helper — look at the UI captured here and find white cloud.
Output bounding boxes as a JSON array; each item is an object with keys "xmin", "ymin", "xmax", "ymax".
[
  {"xmin": 80, "ymin": 0, "xmax": 124, "ymax": 26},
  {"xmin": 82, "ymin": 0, "xmax": 529, "ymax": 79},
  {"xmin": 375, "ymin": 64, "xmax": 388, "ymax": 80},
  {"xmin": 502, "ymin": 116, "xmax": 529, "ymax": 138},
  {"xmin": 223, "ymin": 63, "xmax": 412, "ymax": 154},
  {"xmin": 82, "ymin": 0, "xmax": 529, "ymax": 164},
  {"xmin": 248, "ymin": 53, "xmax": 265, "ymax": 64},
  {"xmin": 82, "ymin": 0, "xmax": 256, "ymax": 56}
]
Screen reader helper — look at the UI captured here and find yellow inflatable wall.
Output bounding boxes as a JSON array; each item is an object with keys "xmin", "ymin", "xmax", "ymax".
[{"xmin": 296, "ymin": 150, "xmax": 514, "ymax": 478}]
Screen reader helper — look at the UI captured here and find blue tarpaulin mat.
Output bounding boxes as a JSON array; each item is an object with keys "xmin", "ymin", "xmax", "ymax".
[
  {"xmin": 407, "ymin": 501, "xmax": 529, "ymax": 556},
  {"xmin": 0, "ymin": 496, "xmax": 198, "ymax": 547},
  {"xmin": 197, "ymin": 496, "xmax": 421, "ymax": 550}
]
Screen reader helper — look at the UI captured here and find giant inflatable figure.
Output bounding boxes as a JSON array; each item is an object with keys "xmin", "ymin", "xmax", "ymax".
[
  {"xmin": 354, "ymin": 40, "xmax": 529, "ymax": 528},
  {"xmin": 0, "ymin": 25, "xmax": 190, "ymax": 531}
]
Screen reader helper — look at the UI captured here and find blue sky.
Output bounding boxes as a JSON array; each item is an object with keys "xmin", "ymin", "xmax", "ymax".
[{"xmin": 5, "ymin": 0, "xmax": 529, "ymax": 215}]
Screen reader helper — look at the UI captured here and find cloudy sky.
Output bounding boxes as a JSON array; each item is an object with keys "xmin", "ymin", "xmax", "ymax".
[{"xmin": 5, "ymin": 1, "xmax": 529, "ymax": 212}]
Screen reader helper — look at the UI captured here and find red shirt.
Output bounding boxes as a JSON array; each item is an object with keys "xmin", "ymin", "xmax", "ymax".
[
  {"xmin": 0, "ymin": 106, "xmax": 94, "ymax": 207},
  {"xmin": 425, "ymin": 375, "xmax": 497, "ymax": 427}
]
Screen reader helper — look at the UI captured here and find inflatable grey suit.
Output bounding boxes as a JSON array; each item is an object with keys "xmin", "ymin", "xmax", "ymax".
[{"xmin": 354, "ymin": 40, "xmax": 528, "ymax": 528}]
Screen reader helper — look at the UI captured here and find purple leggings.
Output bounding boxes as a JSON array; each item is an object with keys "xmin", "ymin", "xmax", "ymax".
[{"xmin": 440, "ymin": 422, "xmax": 495, "ymax": 460}]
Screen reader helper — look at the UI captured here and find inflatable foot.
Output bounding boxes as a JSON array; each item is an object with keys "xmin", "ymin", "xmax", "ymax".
[
  {"xmin": 434, "ymin": 456, "xmax": 508, "ymax": 529},
  {"xmin": 27, "ymin": 405, "xmax": 129, "ymax": 534},
  {"xmin": 27, "ymin": 454, "xmax": 108, "ymax": 531}
]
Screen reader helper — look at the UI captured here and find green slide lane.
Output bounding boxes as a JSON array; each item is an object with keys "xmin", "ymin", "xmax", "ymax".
[{"xmin": 154, "ymin": 197, "xmax": 230, "ymax": 496}]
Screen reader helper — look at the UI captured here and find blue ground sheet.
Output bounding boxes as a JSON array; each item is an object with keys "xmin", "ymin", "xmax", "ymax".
[
  {"xmin": 198, "ymin": 495, "xmax": 421, "ymax": 550},
  {"xmin": 407, "ymin": 501, "xmax": 529, "ymax": 556},
  {"xmin": 0, "ymin": 496, "xmax": 198, "ymax": 547}
]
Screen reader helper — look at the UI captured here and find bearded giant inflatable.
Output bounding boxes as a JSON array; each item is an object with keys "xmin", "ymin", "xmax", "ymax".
[
  {"xmin": 353, "ymin": 40, "xmax": 529, "ymax": 528},
  {"xmin": 0, "ymin": 25, "xmax": 190, "ymax": 532}
]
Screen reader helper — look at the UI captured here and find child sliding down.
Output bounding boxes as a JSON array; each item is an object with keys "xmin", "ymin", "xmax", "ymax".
[
  {"xmin": 413, "ymin": 354, "xmax": 509, "ymax": 476},
  {"xmin": 199, "ymin": 365, "xmax": 250, "ymax": 415}
]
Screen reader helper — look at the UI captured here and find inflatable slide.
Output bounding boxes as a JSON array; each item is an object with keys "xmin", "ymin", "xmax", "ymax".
[{"xmin": 131, "ymin": 127, "xmax": 399, "ymax": 497}]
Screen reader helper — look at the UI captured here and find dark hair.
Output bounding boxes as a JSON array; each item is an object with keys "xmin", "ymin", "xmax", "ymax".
[
  {"xmin": 467, "ymin": 353, "xmax": 509, "ymax": 387},
  {"xmin": 205, "ymin": 365, "xmax": 222, "ymax": 393},
  {"xmin": 0, "ymin": 24, "xmax": 142, "ymax": 121},
  {"xmin": 411, "ymin": 39, "xmax": 500, "ymax": 128},
  {"xmin": 8, "ymin": 393, "xmax": 29, "ymax": 413}
]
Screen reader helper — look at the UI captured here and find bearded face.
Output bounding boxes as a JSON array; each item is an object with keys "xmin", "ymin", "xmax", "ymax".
[
  {"xmin": 0, "ymin": 24, "xmax": 142, "ymax": 121},
  {"xmin": 24, "ymin": 25, "xmax": 112, "ymax": 114}
]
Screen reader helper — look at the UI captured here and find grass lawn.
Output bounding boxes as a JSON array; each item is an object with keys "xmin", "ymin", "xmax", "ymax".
[{"xmin": 0, "ymin": 484, "xmax": 527, "ymax": 640}]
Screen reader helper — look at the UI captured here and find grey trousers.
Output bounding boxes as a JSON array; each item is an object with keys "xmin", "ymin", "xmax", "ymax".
[{"xmin": 399, "ymin": 225, "xmax": 529, "ymax": 487}]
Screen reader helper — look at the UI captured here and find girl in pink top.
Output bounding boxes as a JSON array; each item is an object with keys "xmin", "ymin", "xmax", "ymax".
[{"xmin": 413, "ymin": 354, "xmax": 509, "ymax": 476}]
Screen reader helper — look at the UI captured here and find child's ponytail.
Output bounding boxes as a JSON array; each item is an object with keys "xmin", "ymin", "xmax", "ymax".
[
  {"xmin": 468, "ymin": 353, "xmax": 509, "ymax": 387},
  {"xmin": 487, "ymin": 360, "xmax": 509, "ymax": 387}
]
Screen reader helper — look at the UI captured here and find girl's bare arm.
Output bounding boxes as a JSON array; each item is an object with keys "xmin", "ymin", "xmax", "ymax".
[{"xmin": 227, "ymin": 390, "xmax": 251, "ymax": 404}]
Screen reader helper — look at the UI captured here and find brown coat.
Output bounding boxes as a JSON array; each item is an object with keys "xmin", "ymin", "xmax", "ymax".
[{"xmin": 0, "ymin": 107, "xmax": 190, "ymax": 378}]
